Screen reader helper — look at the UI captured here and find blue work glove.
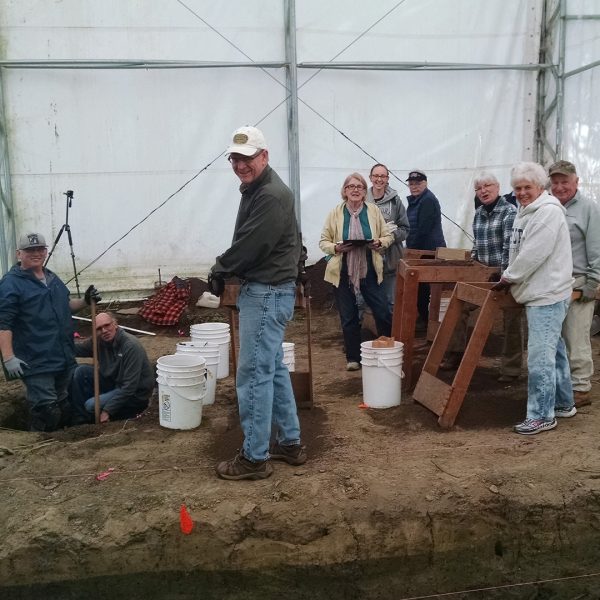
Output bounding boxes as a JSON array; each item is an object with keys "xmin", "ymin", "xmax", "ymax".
[
  {"xmin": 577, "ymin": 280, "xmax": 599, "ymax": 303},
  {"xmin": 84, "ymin": 285, "xmax": 102, "ymax": 305},
  {"xmin": 3, "ymin": 356, "xmax": 29, "ymax": 379}
]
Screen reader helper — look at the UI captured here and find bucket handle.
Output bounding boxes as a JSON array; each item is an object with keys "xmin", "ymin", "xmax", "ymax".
[
  {"xmin": 376, "ymin": 357, "xmax": 404, "ymax": 378},
  {"xmin": 160, "ymin": 381, "xmax": 206, "ymax": 402}
]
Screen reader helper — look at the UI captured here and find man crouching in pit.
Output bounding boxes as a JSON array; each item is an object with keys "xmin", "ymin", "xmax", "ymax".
[{"xmin": 70, "ymin": 312, "xmax": 154, "ymax": 424}]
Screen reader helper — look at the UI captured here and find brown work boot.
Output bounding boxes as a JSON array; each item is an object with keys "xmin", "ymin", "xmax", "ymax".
[
  {"xmin": 574, "ymin": 391, "xmax": 592, "ymax": 408},
  {"xmin": 215, "ymin": 451, "xmax": 273, "ymax": 480},
  {"xmin": 270, "ymin": 442, "xmax": 307, "ymax": 466},
  {"xmin": 439, "ymin": 352, "xmax": 463, "ymax": 371}
]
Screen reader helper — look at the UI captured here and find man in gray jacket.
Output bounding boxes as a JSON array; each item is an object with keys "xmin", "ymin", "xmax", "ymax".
[
  {"xmin": 549, "ymin": 160, "xmax": 600, "ymax": 407},
  {"xmin": 70, "ymin": 312, "xmax": 154, "ymax": 424}
]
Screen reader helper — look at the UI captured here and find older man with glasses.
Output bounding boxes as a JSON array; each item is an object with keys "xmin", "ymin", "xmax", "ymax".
[
  {"xmin": 549, "ymin": 160, "xmax": 600, "ymax": 408},
  {"xmin": 209, "ymin": 126, "xmax": 305, "ymax": 480},
  {"xmin": 0, "ymin": 232, "xmax": 100, "ymax": 431},
  {"xmin": 441, "ymin": 173, "xmax": 522, "ymax": 379},
  {"xmin": 70, "ymin": 311, "xmax": 154, "ymax": 425}
]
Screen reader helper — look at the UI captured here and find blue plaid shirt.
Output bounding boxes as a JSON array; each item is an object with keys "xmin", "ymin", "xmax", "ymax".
[{"xmin": 471, "ymin": 196, "xmax": 517, "ymax": 272}]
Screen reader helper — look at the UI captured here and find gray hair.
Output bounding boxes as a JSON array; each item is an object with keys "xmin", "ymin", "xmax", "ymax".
[
  {"xmin": 340, "ymin": 172, "xmax": 368, "ymax": 201},
  {"xmin": 510, "ymin": 162, "xmax": 548, "ymax": 188},
  {"xmin": 473, "ymin": 172, "xmax": 499, "ymax": 188}
]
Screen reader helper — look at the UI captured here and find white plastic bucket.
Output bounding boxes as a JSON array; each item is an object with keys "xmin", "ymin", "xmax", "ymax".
[
  {"xmin": 360, "ymin": 341, "xmax": 403, "ymax": 408},
  {"xmin": 439, "ymin": 297, "xmax": 451, "ymax": 322},
  {"xmin": 282, "ymin": 341, "xmax": 295, "ymax": 372},
  {"xmin": 176, "ymin": 342, "xmax": 219, "ymax": 406},
  {"xmin": 190, "ymin": 322, "xmax": 231, "ymax": 379},
  {"xmin": 156, "ymin": 353, "xmax": 206, "ymax": 429}
]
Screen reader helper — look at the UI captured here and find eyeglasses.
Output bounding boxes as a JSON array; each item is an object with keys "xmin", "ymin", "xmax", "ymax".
[
  {"xmin": 228, "ymin": 150, "xmax": 264, "ymax": 164},
  {"xmin": 475, "ymin": 183, "xmax": 495, "ymax": 192},
  {"xmin": 370, "ymin": 174, "xmax": 389, "ymax": 180},
  {"xmin": 345, "ymin": 184, "xmax": 365, "ymax": 191}
]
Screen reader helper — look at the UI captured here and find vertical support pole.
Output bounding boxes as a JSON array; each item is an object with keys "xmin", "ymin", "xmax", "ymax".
[
  {"xmin": 0, "ymin": 68, "xmax": 16, "ymax": 273},
  {"xmin": 284, "ymin": 0, "xmax": 302, "ymax": 227},
  {"xmin": 555, "ymin": 0, "xmax": 566, "ymax": 158}
]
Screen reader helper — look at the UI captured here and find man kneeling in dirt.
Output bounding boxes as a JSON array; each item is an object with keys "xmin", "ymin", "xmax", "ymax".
[{"xmin": 70, "ymin": 312, "xmax": 154, "ymax": 424}]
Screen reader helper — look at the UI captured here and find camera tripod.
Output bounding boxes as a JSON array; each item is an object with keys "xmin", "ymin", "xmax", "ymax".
[{"xmin": 44, "ymin": 190, "xmax": 81, "ymax": 298}]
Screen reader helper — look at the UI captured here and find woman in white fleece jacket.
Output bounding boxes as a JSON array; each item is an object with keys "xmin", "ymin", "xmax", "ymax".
[{"xmin": 494, "ymin": 162, "xmax": 575, "ymax": 435}]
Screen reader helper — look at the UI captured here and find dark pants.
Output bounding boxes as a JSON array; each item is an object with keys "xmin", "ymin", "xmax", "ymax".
[
  {"xmin": 417, "ymin": 283, "xmax": 431, "ymax": 323},
  {"xmin": 333, "ymin": 258, "xmax": 392, "ymax": 363},
  {"xmin": 23, "ymin": 368, "xmax": 74, "ymax": 431}
]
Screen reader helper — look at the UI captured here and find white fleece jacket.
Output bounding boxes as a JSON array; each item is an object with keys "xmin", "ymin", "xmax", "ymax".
[{"xmin": 503, "ymin": 191, "xmax": 573, "ymax": 306}]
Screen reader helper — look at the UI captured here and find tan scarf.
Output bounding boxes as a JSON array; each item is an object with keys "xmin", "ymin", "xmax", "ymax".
[{"xmin": 347, "ymin": 204, "xmax": 368, "ymax": 293}]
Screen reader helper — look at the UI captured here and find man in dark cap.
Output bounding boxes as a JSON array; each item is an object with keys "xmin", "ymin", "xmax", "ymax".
[
  {"xmin": 0, "ymin": 232, "xmax": 100, "ymax": 431},
  {"xmin": 549, "ymin": 160, "xmax": 600, "ymax": 407},
  {"xmin": 405, "ymin": 170, "xmax": 446, "ymax": 326}
]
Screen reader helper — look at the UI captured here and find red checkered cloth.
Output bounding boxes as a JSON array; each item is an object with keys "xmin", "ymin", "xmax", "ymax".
[{"xmin": 138, "ymin": 276, "xmax": 191, "ymax": 326}]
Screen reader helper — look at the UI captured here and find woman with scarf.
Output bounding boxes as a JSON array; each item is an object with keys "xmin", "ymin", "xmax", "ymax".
[{"xmin": 319, "ymin": 172, "xmax": 394, "ymax": 371}]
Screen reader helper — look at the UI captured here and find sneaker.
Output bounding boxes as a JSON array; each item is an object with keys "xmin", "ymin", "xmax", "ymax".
[
  {"xmin": 514, "ymin": 418, "xmax": 557, "ymax": 435},
  {"xmin": 215, "ymin": 451, "xmax": 273, "ymax": 480},
  {"xmin": 555, "ymin": 406, "xmax": 577, "ymax": 418},
  {"xmin": 574, "ymin": 391, "xmax": 592, "ymax": 408},
  {"xmin": 270, "ymin": 442, "xmax": 307, "ymax": 466},
  {"xmin": 346, "ymin": 361, "xmax": 360, "ymax": 371}
]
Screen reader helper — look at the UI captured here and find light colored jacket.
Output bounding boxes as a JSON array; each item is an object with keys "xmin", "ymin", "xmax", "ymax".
[
  {"xmin": 503, "ymin": 191, "xmax": 572, "ymax": 306},
  {"xmin": 319, "ymin": 201, "xmax": 394, "ymax": 287},
  {"xmin": 562, "ymin": 190, "xmax": 600, "ymax": 288}
]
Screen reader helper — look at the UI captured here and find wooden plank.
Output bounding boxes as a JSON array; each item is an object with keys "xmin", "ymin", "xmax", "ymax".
[
  {"xmin": 423, "ymin": 292, "xmax": 464, "ymax": 374},
  {"xmin": 455, "ymin": 282, "xmax": 491, "ymax": 305},
  {"xmin": 413, "ymin": 371, "xmax": 451, "ymax": 416},
  {"xmin": 438, "ymin": 294, "xmax": 499, "ymax": 428},
  {"xmin": 435, "ymin": 247, "xmax": 471, "ymax": 261}
]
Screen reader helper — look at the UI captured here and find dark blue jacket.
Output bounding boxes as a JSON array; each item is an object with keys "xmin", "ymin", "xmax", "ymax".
[
  {"xmin": 0, "ymin": 265, "xmax": 76, "ymax": 376},
  {"xmin": 406, "ymin": 188, "xmax": 447, "ymax": 250}
]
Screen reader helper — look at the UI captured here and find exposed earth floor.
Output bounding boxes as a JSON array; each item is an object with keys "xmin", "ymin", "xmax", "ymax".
[{"xmin": 1, "ymin": 290, "xmax": 600, "ymax": 599}]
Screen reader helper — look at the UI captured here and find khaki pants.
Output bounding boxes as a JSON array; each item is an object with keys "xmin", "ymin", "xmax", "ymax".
[
  {"xmin": 448, "ymin": 305, "xmax": 522, "ymax": 376},
  {"xmin": 562, "ymin": 276, "xmax": 596, "ymax": 392}
]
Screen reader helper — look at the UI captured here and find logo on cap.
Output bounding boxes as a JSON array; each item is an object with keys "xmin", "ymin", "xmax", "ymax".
[
  {"xmin": 27, "ymin": 234, "xmax": 40, "ymax": 246},
  {"xmin": 233, "ymin": 133, "xmax": 249, "ymax": 144}
]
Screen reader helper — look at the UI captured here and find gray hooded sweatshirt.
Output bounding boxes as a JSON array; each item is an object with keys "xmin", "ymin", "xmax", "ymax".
[
  {"xmin": 366, "ymin": 185, "xmax": 410, "ymax": 274},
  {"xmin": 503, "ymin": 190, "xmax": 573, "ymax": 306}
]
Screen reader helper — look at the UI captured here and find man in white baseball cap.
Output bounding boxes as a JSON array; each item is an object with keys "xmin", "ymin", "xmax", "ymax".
[{"xmin": 209, "ymin": 126, "xmax": 306, "ymax": 480}]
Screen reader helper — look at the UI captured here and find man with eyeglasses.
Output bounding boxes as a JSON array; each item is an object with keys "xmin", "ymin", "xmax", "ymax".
[
  {"xmin": 209, "ymin": 126, "xmax": 305, "ymax": 481},
  {"xmin": 70, "ymin": 312, "xmax": 154, "ymax": 424},
  {"xmin": 549, "ymin": 160, "xmax": 600, "ymax": 408},
  {"xmin": 0, "ymin": 232, "xmax": 100, "ymax": 431},
  {"xmin": 441, "ymin": 173, "xmax": 522, "ymax": 379}
]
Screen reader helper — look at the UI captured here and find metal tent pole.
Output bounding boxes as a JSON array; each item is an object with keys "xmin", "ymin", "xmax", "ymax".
[{"xmin": 284, "ymin": 0, "xmax": 302, "ymax": 226}]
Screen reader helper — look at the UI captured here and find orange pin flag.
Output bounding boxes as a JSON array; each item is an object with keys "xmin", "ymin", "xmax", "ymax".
[{"xmin": 179, "ymin": 504, "xmax": 194, "ymax": 535}]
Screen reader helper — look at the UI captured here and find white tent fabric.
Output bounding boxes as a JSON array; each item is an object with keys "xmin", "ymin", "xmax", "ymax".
[{"xmin": 0, "ymin": 1, "xmax": 597, "ymax": 296}]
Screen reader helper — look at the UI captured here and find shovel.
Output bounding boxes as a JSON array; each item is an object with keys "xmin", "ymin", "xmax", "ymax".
[{"xmin": 290, "ymin": 280, "xmax": 313, "ymax": 409}]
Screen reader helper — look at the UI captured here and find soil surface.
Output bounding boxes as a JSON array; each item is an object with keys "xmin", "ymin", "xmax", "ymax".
[{"xmin": 1, "ymin": 278, "xmax": 600, "ymax": 599}]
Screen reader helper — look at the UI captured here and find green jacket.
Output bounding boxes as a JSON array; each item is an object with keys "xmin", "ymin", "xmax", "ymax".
[{"xmin": 214, "ymin": 165, "xmax": 301, "ymax": 284}]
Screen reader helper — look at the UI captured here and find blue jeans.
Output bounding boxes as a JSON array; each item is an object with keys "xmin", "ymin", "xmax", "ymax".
[
  {"xmin": 525, "ymin": 300, "xmax": 573, "ymax": 420},
  {"xmin": 236, "ymin": 280, "xmax": 301, "ymax": 462},
  {"xmin": 70, "ymin": 364, "xmax": 120, "ymax": 424},
  {"xmin": 333, "ymin": 259, "xmax": 392, "ymax": 363},
  {"xmin": 23, "ymin": 367, "xmax": 74, "ymax": 431}
]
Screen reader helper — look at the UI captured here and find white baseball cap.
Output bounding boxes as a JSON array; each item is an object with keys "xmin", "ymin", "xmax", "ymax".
[{"xmin": 226, "ymin": 126, "xmax": 268, "ymax": 156}]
